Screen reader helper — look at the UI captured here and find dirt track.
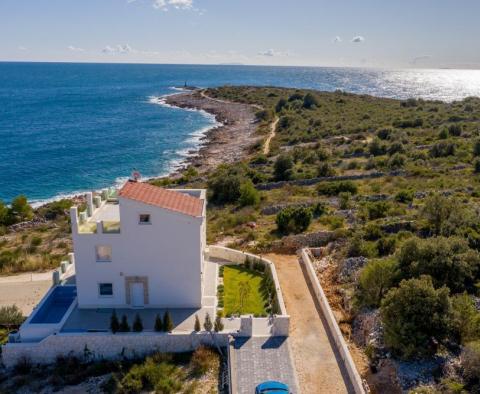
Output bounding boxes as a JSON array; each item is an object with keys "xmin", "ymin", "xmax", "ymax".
[{"xmin": 265, "ymin": 253, "xmax": 352, "ymax": 394}]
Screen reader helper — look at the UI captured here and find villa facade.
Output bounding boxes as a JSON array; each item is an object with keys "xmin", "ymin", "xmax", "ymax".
[{"xmin": 70, "ymin": 180, "xmax": 207, "ymax": 309}]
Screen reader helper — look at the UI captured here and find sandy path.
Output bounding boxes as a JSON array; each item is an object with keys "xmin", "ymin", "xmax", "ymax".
[
  {"xmin": 263, "ymin": 116, "xmax": 278, "ymax": 155},
  {"xmin": 265, "ymin": 253, "xmax": 352, "ymax": 394},
  {"xmin": 0, "ymin": 280, "xmax": 51, "ymax": 315}
]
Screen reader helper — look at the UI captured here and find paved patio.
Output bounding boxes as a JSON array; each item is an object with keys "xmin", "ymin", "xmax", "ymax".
[{"xmin": 61, "ymin": 258, "xmax": 235, "ymax": 333}]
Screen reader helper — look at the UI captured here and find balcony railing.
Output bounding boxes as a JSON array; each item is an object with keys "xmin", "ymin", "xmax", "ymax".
[{"xmin": 103, "ymin": 221, "xmax": 121, "ymax": 234}]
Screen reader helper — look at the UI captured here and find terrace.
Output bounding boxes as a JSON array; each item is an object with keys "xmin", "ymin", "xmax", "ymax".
[{"xmin": 77, "ymin": 190, "xmax": 121, "ymax": 234}]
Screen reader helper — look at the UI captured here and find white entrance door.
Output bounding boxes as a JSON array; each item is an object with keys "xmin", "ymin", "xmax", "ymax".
[{"xmin": 131, "ymin": 283, "xmax": 145, "ymax": 308}]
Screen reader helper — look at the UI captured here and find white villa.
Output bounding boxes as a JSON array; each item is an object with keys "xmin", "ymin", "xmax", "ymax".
[{"xmin": 71, "ymin": 180, "xmax": 207, "ymax": 309}]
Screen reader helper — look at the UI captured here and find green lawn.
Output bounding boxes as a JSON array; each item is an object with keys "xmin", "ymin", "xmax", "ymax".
[{"xmin": 222, "ymin": 265, "xmax": 268, "ymax": 317}]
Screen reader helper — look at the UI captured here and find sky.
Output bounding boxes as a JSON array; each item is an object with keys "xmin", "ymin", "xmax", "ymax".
[{"xmin": 1, "ymin": 0, "xmax": 480, "ymax": 69}]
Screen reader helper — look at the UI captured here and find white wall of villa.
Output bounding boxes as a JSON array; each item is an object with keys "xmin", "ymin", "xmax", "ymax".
[{"xmin": 70, "ymin": 187, "xmax": 206, "ymax": 309}]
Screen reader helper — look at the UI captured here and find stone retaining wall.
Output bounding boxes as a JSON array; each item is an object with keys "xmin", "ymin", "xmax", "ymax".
[
  {"xmin": 2, "ymin": 332, "xmax": 229, "ymax": 368},
  {"xmin": 300, "ymin": 248, "xmax": 367, "ymax": 394},
  {"xmin": 255, "ymin": 170, "xmax": 406, "ymax": 191},
  {"xmin": 271, "ymin": 231, "xmax": 335, "ymax": 253}
]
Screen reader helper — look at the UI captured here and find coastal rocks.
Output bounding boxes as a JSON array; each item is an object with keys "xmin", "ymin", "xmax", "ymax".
[
  {"xmin": 8, "ymin": 217, "xmax": 48, "ymax": 232},
  {"xmin": 338, "ymin": 256, "xmax": 368, "ymax": 283}
]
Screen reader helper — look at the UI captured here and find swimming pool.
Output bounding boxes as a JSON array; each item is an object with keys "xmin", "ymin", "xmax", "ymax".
[{"xmin": 30, "ymin": 286, "xmax": 77, "ymax": 324}]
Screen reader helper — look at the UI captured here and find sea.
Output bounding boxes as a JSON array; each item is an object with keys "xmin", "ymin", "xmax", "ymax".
[{"xmin": 1, "ymin": 62, "xmax": 480, "ymax": 205}]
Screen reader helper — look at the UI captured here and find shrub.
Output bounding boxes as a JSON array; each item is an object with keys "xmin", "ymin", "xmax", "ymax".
[
  {"xmin": 451, "ymin": 293, "xmax": 480, "ymax": 344},
  {"xmin": 448, "ymin": 123, "xmax": 462, "ymax": 136},
  {"xmin": 255, "ymin": 109, "xmax": 271, "ymax": 121},
  {"xmin": 377, "ymin": 128, "xmax": 392, "ymax": 140},
  {"xmin": 190, "ymin": 346, "xmax": 217, "ymax": 376},
  {"xmin": 461, "ymin": 341, "xmax": 480, "ymax": 383},
  {"xmin": 214, "ymin": 315, "xmax": 224, "ymax": 332},
  {"xmin": 154, "ymin": 314, "xmax": 163, "ymax": 332},
  {"xmin": 388, "ymin": 142, "xmax": 405, "ymax": 156},
  {"xmin": 473, "ymin": 139, "xmax": 480, "ymax": 157},
  {"xmin": 208, "ymin": 165, "xmax": 246, "ymax": 204},
  {"xmin": 397, "ymin": 236, "xmax": 480, "ymax": 293},
  {"xmin": 239, "ymin": 180, "xmax": 260, "ymax": 206},
  {"xmin": 274, "ymin": 154, "xmax": 294, "ymax": 181},
  {"xmin": 438, "ymin": 127, "xmax": 449, "ymax": 139},
  {"xmin": 10, "ymin": 195, "xmax": 33, "ymax": 222},
  {"xmin": 194, "ymin": 315, "xmax": 201, "ymax": 332},
  {"xmin": 388, "ymin": 153, "xmax": 406, "ymax": 169},
  {"xmin": 339, "ymin": 192, "xmax": 351, "ymax": 210},
  {"xmin": 395, "ymin": 189, "xmax": 414, "ymax": 203},
  {"xmin": 276, "ymin": 207, "xmax": 312, "ymax": 234},
  {"xmin": 110, "ymin": 310, "xmax": 120, "ymax": 334},
  {"xmin": 474, "ymin": 159, "xmax": 480, "ymax": 174},
  {"xmin": 275, "ymin": 98, "xmax": 287, "ymax": 113},
  {"xmin": 317, "ymin": 163, "xmax": 335, "ymax": 177},
  {"xmin": 377, "ymin": 236, "xmax": 396, "ymax": 256},
  {"xmin": 317, "ymin": 181, "xmax": 358, "ymax": 196},
  {"xmin": 303, "ymin": 93, "xmax": 318, "ymax": 109},
  {"xmin": 163, "ymin": 310, "xmax": 174, "ymax": 332},
  {"xmin": 430, "ymin": 141, "xmax": 456, "ymax": 158},
  {"xmin": 132, "ymin": 314, "xmax": 143, "ymax": 332},
  {"xmin": 368, "ymin": 138, "xmax": 386, "ymax": 156},
  {"xmin": 381, "ymin": 276, "xmax": 451, "ymax": 359},
  {"xmin": 0, "ymin": 305, "xmax": 24, "ymax": 328},
  {"xmin": 119, "ymin": 315, "xmax": 130, "ymax": 332},
  {"xmin": 357, "ymin": 258, "xmax": 398, "ymax": 308},
  {"xmin": 203, "ymin": 313, "xmax": 213, "ymax": 332},
  {"xmin": 365, "ymin": 201, "xmax": 390, "ymax": 220}
]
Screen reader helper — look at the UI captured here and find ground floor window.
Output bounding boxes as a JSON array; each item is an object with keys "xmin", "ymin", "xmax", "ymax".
[{"xmin": 99, "ymin": 283, "xmax": 113, "ymax": 296}]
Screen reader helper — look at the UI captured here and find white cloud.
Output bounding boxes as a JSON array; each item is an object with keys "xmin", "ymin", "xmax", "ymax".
[
  {"xmin": 351, "ymin": 36, "xmax": 365, "ymax": 43},
  {"xmin": 333, "ymin": 36, "xmax": 342, "ymax": 43},
  {"xmin": 129, "ymin": 0, "xmax": 194, "ymax": 11},
  {"xmin": 102, "ymin": 44, "xmax": 133, "ymax": 54},
  {"xmin": 257, "ymin": 49, "xmax": 289, "ymax": 57},
  {"xmin": 18, "ymin": 46, "xmax": 27, "ymax": 51},
  {"xmin": 67, "ymin": 45, "xmax": 85, "ymax": 52}
]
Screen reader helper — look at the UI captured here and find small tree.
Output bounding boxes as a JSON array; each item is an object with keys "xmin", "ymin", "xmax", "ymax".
[
  {"xmin": 451, "ymin": 293, "xmax": 480, "ymax": 344},
  {"xmin": 214, "ymin": 315, "xmax": 224, "ymax": 332},
  {"xmin": 380, "ymin": 276, "xmax": 451, "ymax": 359},
  {"xmin": 356, "ymin": 258, "xmax": 398, "ymax": 308},
  {"xmin": 110, "ymin": 310, "xmax": 120, "ymax": 334},
  {"xmin": 461, "ymin": 340, "xmax": 480, "ymax": 383},
  {"xmin": 10, "ymin": 195, "xmax": 33, "ymax": 222},
  {"xmin": 163, "ymin": 310, "xmax": 174, "ymax": 332},
  {"xmin": 154, "ymin": 314, "xmax": 163, "ymax": 332},
  {"xmin": 119, "ymin": 315, "xmax": 130, "ymax": 332},
  {"xmin": 273, "ymin": 154, "xmax": 293, "ymax": 181},
  {"xmin": 194, "ymin": 315, "xmax": 201, "ymax": 332},
  {"xmin": 303, "ymin": 93, "xmax": 318, "ymax": 109},
  {"xmin": 132, "ymin": 313, "xmax": 143, "ymax": 332},
  {"xmin": 239, "ymin": 180, "xmax": 260, "ymax": 207},
  {"xmin": 203, "ymin": 313, "xmax": 213, "ymax": 332}
]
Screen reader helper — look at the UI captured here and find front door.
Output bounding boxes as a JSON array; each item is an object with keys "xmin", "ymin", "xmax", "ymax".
[{"xmin": 131, "ymin": 282, "xmax": 145, "ymax": 308}]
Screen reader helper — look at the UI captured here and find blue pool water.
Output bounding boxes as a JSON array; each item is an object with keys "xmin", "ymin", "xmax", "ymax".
[
  {"xmin": 30, "ymin": 286, "xmax": 77, "ymax": 324},
  {"xmin": 1, "ymin": 62, "xmax": 480, "ymax": 203}
]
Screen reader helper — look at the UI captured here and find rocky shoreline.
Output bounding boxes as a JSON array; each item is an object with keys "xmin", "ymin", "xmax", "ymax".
[{"xmin": 164, "ymin": 89, "xmax": 261, "ymax": 176}]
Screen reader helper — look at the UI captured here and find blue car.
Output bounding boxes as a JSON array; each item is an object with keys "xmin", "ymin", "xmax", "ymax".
[{"xmin": 255, "ymin": 381, "xmax": 290, "ymax": 393}]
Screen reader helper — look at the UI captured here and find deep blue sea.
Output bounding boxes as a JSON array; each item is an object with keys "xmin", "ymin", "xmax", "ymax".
[{"xmin": 1, "ymin": 62, "xmax": 480, "ymax": 204}]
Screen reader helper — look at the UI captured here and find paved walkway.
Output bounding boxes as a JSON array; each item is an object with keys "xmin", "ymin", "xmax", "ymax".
[
  {"xmin": 231, "ymin": 336, "xmax": 299, "ymax": 394},
  {"xmin": 266, "ymin": 254, "xmax": 353, "ymax": 394}
]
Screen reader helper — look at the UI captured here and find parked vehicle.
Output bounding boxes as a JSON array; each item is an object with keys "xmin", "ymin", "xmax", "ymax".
[{"xmin": 255, "ymin": 381, "xmax": 290, "ymax": 393}]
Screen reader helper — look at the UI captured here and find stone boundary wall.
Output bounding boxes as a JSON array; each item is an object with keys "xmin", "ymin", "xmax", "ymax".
[
  {"xmin": 209, "ymin": 246, "xmax": 288, "ymax": 316},
  {"xmin": 271, "ymin": 231, "xmax": 335, "ymax": 253},
  {"xmin": 300, "ymin": 248, "xmax": 367, "ymax": 394},
  {"xmin": 2, "ymin": 331, "xmax": 229, "ymax": 369},
  {"xmin": 255, "ymin": 170, "xmax": 406, "ymax": 191}
]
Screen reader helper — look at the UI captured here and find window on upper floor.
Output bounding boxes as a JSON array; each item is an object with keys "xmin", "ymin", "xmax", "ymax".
[
  {"xmin": 139, "ymin": 214, "xmax": 151, "ymax": 224},
  {"xmin": 98, "ymin": 283, "xmax": 113, "ymax": 297},
  {"xmin": 96, "ymin": 245, "xmax": 112, "ymax": 262}
]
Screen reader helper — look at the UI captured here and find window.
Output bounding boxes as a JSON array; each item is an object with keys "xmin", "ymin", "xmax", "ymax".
[
  {"xmin": 98, "ymin": 283, "xmax": 113, "ymax": 297},
  {"xmin": 96, "ymin": 245, "xmax": 112, "ymax": 262},
  {"xmin": 139, "ymin": 214, "xmax": 151, "ymax": 224}
]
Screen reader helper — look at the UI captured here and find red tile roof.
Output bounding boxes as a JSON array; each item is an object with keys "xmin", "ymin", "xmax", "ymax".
[{"xmin": 119, "ymin": 181, "xmax": 203, "ymax": 217}]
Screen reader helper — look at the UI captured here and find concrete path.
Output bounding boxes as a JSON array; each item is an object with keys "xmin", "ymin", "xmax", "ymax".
[
  {"xmin": 231, "ymin": 336, "xmax": 299, "ymax": 394},
  {"xmin": 266, "ymin": 254, "xmax": 353, "ymax": 394}
]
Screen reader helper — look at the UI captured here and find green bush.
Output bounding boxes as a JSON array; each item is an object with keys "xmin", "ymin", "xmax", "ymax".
[
  {"xmin": 119, "ymin": 315, "xmax": 130, "ymax": 332},
  {"xmin": 273, "ymin": 154, "xmax": 294, "ymax": 181},
  {"xmin": 397, "ymin": 236, "xmax": 480, "ymax": 293},
  {"xmin": 276, "ymin": 207, "xmax": 312, "ymax": 234},
  {"xmin": 208, "ymin": 169, "xmax": 244, "ymax": 204},
  {"xmin": 203, "ymin": 313, "xmax": 213, "ymax": 332},
  {"xmin": 381, "ymin": 276, "xmax": 451, "ymax": 359},
  {"xmin": 461, "ymin": 340, "xmax": 480, "ymax": 383},
  {"xmin": 239, "ymin": 180, "xmax": 260, "ymax": 206},
  {"xmin": 0, "ymin": 305, "xmax": 24, "ymax": 327},
  {"xmin": 132, "ymin": 314, "xmax": 143, "ymax": 332},
  {"xmin": 317, "ymin": 163, "xmax": 335, "ymax": 177},
  {"xmin": 451, "ymin": 293, "xmax": 480, "ymax": 344},
  {"xmin": 154, "ymin": 314, "xmax": 163, "ymax": 332},
  {"xmin": 190, "ymin": 346, "xmax": 217, "ymax": 376},
  {"xmin": 368, "ymin": 138, "xmax": 387, "ymax": 156},
  {"xmin": 110, "ymin": 310, "xmax": 120, "ymax": 334},
  {"xmin": 163, "ymin": 310, "xmax": 174, "ymax": 332},
  {"xmin": 474, "ymin": 159, "xmax": 480, "ymax": 174},
  {"xmin": 395, "ymin": 189, "xmax": 414, "ymax": 203},
  {"xmin": 10, "ymin": 195, "xmax": 33, "ymax": 222},
  {"xmin": 356, "ymin": 258, "xmax": 398, "ymax": 308},
  {"xmin": 317, "ymin": 181, "xmax": 358, "ymax": 196},
  {"xmin": 365, "ymin": 201, "xmax": 390, "ymax": 220},
  {"xmin": 303, "ymin": 93, "xmax": 319, "ymax": 109},
  {"xmin": 377, "ymin": 236, "xmax": 396, "ymax": 256},
  {"xmin": 194, "ymin": 315, "xmax": 201, "ymax": 332},
  {"xmin": 430, "ymin": 141, "xmax": 456, "ymax": 158}
]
